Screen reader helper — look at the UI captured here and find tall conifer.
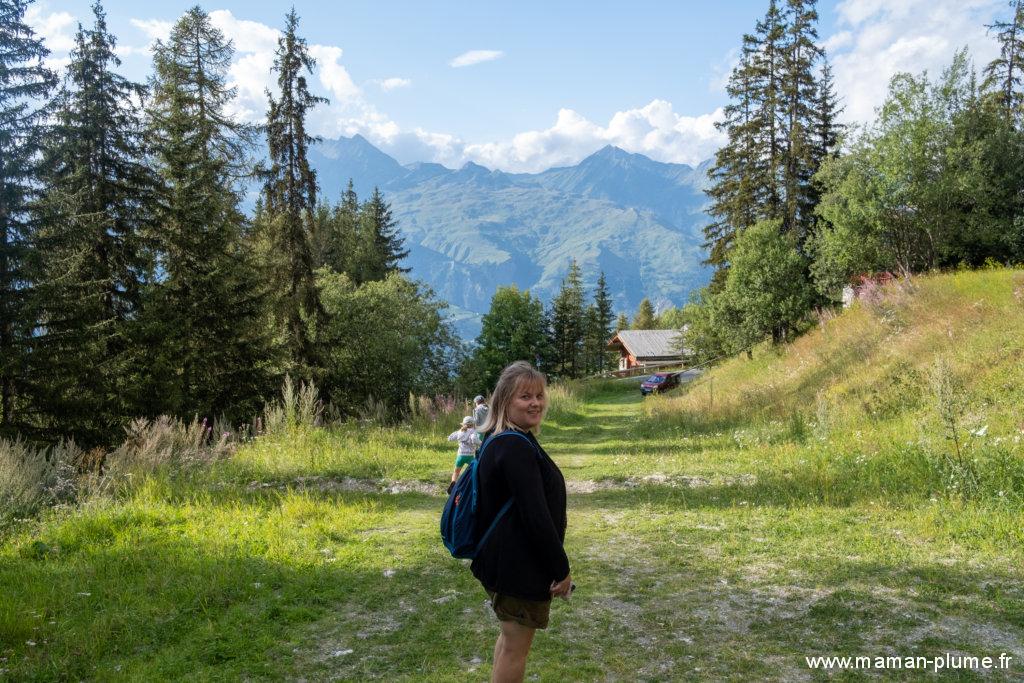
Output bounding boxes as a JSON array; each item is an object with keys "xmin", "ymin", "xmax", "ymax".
[
  {"xmin": 549, "ymin": 259, "xmax": 585, "ymax": 378},
  {"xmin": 35, "ymin": 0, "xmax": 160, "ymax": 443},
  {"xmin": 983, "ymin": 0, "xmax": 1024, "ymax": 121},
  {"xmin": 358, "ymin": 187, "xmax": 409, "ymax": 283},
  {"xmin": 781, "ymin": 0, "xmax": 823, "ymax": 243},
  {"xmin": 0, "ymin": 0, "xmax": 55, "ymax": 433},
  {"xmin": 147, "ymin": 6, "xmax": 275, "ymax": 421},
  {"xmin": 261, "ymin": 8, "xmax": 327, "ymax": 378}
]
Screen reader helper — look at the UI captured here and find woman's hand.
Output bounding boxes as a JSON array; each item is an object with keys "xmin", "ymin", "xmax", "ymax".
[{"xmin": 550, "ymin": 574, "xmax": 573, "ymax": 599}]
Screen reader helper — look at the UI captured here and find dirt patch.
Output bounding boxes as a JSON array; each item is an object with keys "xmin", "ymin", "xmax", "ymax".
[
  {"xmin": 247, "ymin": 476, "xmax": 440, "ymax": 496},
  {"xmin": 566, "ymin": 473, "xmax": 756, "ymax": 493}
]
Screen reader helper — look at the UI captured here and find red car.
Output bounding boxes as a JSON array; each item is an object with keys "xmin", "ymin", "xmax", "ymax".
[{"xmin": 640, "ymin": 372, "xmax": 681, "ymax": 396}]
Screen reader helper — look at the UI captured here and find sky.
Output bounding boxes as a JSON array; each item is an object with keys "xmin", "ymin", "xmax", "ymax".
[{"xmin": 25, "ymin": 0, "xmax": 1008, "ymax": 172}]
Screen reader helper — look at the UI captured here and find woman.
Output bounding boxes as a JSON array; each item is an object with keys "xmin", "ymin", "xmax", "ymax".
[{"xmin": 473, "ymin": 361, "xmax": 572, "ymax": 683}]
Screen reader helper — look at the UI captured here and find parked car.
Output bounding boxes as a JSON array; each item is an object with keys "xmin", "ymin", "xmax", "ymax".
[{"xmin": 640, "ymin": 371, "xmax": 680, "ymax": 396}]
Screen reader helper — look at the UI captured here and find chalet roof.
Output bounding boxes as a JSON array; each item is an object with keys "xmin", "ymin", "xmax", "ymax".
[{"xmin": 608, "ymin": 329, "xmax": 686, "ymax": 358}]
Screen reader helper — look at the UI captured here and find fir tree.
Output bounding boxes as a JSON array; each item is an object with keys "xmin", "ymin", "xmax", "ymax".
[
  {"xmin": 313, "ymin": 179, "xmax": 358, "ymax": 275},
  {"xmin": 983, "ymin": 0, "xmax": 1024, "ymax": 121},
  {"xmin": 34, "ymin": 0, "xmax": 160, "ymax": 443},
  {"xmin": 549, "ymin": 259, "xmax": 585, "ymax": 378},
  {"xmin": 781, "ymin": 0, "xmax": 823, "ymax": 243},
  {"xmin": 815, "ymin": 57, "xmax": 843, "ymax": 161},
  {"xmin": 615, "ymin": 312, "xmax": 630, "ymax": 332},
  {"xmin": 590, "ymin": 271, "xmax": 615, "ymax": 372},
  {"xmin": 146, "ymin": 6, "xmax": 276, "ymax": 421},
  {"xmin": 261, "ymin": 8, "xmax": 327, "ymax": 379},
  {"xmin": 632, "ymin": 298, "xmax": 657, "ymax": 330},
  {"xmin": 0, "ymin": 0, "xmax": 56, "ymax": 433},
  {"xmin": 705, "ymin": 32, "xmax": 762, "ymax": 287},
  {"xmin": 356, "ymin": 187, "xmax": 409, "ymax": 283}
]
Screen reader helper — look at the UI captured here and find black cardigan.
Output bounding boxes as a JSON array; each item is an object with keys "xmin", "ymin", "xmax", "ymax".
[{"xmin": 470, "ymin": 430, "xmax": 570, "ymax": 601}]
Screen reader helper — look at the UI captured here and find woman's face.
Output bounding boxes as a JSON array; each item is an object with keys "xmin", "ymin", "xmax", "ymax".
[{"xmin": 507, "ymin": 380, "xmax": 546, "ymax": 431}]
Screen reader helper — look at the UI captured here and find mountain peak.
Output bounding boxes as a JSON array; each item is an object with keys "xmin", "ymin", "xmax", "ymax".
[{"xmin": 460, "ymin": 161, "xmax": 490, "ymax": 173}]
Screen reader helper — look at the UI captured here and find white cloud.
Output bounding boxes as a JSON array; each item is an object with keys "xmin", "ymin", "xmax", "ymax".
[
  {"xmin": 354, "ymin": 101, "xmax": 724, "ymax": 172},
  {"xmin": 827, "ymin": 0, "xmax": 1003, "ymax": 122},
  {"xmin": 376, "ymin": 77, "xmax": 412, "ymax": 91},
  {"xmin": 449, "ymin": 50, "xmax": 504, "ymax": 68},
  {"xmin": 208, "ymin": 10, "xmax": 279, "ymax": 53},
  {"xmin": 309, "ymin": 45, "xmax": 361, "ymax": 102},
  {"xmin": 25, "ymin": 5, "xmax": 75, "ymax": 71},
  {"xmin": 129, "ymin": 17, "xmax": 172, "ymax": 44}
]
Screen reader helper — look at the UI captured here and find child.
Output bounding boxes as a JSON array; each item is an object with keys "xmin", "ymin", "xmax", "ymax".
[
  {"xmin": 447, "ymin": 416, "xmax": 481, "ymax": 492},
  {"xmin": 473, "ymin": 395, "xmax": 489, "ymax": 428}
]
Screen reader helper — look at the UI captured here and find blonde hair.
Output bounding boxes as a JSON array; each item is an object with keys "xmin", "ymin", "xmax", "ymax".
[{"xmin": 480, "ymin": 361, "xmax": 548, "ymax": 435}]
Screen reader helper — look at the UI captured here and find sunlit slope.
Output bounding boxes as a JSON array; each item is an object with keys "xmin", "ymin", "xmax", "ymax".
[{"xmin": 649, "ymin": 268, "xmax": 1024, "ymax": 439}]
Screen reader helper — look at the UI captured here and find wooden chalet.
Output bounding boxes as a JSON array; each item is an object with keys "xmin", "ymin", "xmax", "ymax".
[{"xmin": 607, "ymin": 329, "xmax": 688, "ymax": 371}]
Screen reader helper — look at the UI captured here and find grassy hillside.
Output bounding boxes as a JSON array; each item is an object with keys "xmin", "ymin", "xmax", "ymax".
[
  {"xmin": 1, "ymin": 269, "xmax": 1022, "ymax": 680},
  {"xmin": 643, "ymin": 268, "xmax": 1024, "ymax": 505}
]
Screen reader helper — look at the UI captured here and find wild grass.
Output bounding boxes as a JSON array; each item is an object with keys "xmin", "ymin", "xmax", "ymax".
[
  {"xmin": 642, "ymin": 269, "xmax": 1024, "ymax": 505},
  {"xmin": 1, "ymin": 269, "xmax": 1022, "ymax": 680}
]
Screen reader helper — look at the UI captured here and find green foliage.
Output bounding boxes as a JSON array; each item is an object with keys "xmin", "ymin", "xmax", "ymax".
[
  {"xmin": 687, "ymin": 220, "xmax": 813, "ymax": 358},
  {"xmin": 705, "ymin": 0, "xmax": 839, "ymax": 283},
  {"xmin": 580, "ymin": 272, "xmax": 615, "ymax": 375},
  {"xmin": 812, "ymin": 48, "xmax": 1024, "ymax": 298},
  {"xmin": 315, "ymin": 270, "xmax": 459, "ymax": 414},
  {"xmin": 313, "ymin": 181, "xmax": 409, "ymax": 285},
  {"xmin": 461, "ymin": 285, "xmax": 547, "ymax": 392},
  {"xmin": 860, "ymin": 361, "xmax": 925, "ymax": 419},
  {"xmin": 549, "ymin": 259, "xmax": 586, "ymax": 377},
  {"xmin": 0, "ymin": 0, "xmax": 56, "ymax": 436},
  {"xmin": 982, "ymin": 0, "xmax": 1024, "ymax": 120},
  {"xmin": 145, "ymin": 6, "xmax": 277, "ymax": 423},
  {"xmin": 34, "ymin": 1, "xmax": 161, "ymax": 445},
  {"xmin": 631, "ymin": 298, "xmax": 656, "ymax": 329},
  {"xmin": 260, "ymin": 8, "xmax": 328, "ymax": 379},
  {"xmin": 654, "ymin": 306, "xmax": 688, "ymax": 330}
]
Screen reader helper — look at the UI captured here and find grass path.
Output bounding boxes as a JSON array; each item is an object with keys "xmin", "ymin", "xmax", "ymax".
[{"xmin": 2, "ymin": 382, "xmax": 1023, "ymax": 681}]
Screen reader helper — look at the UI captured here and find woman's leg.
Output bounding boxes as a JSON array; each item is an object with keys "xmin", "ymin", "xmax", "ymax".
[{"xmin": 491, "ymin": 620, "xmax": 535, "ymax": 683}]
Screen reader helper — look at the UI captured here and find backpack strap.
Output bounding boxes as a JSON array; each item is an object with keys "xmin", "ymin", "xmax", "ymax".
[{"xmin": 472, "ymin": 430, "xmax": 542, "ymax": 555}]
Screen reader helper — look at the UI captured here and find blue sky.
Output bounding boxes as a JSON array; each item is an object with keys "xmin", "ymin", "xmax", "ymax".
[{"xmin": 27, "ymin": 0, "xmax": 1006, "ymax": 171}]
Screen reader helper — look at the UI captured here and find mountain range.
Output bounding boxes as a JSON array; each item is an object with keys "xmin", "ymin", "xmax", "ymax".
[{"xmin": 305, "ymin": 135, "xmax": 714, "ymax": 338}]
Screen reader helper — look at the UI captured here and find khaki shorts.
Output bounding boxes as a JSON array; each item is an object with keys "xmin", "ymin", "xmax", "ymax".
[{"xmin": 486, "ymin": 589, "xmax": 551, "ymax": 630}]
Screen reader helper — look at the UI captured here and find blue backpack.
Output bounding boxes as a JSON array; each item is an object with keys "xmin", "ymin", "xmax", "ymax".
[{"xmin": 440, "ymin": 430, "xmax": 539, "ymax": 559}]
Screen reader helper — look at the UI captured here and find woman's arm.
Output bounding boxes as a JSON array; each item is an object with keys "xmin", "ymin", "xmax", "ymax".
[{"xmin": 495, "ymin": 439, "xmax": 570, "ymax": 582}]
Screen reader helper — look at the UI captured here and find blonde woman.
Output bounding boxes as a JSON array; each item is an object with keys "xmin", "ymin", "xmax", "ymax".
[{"xmin": 472, "ymin": 361, "xmax": 572, "ymax": 683}]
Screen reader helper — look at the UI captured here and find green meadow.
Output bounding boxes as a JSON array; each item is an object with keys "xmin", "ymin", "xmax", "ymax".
[{"xmin": 2, "ymin": 269, "xmax": 1024, "ymax": 681}]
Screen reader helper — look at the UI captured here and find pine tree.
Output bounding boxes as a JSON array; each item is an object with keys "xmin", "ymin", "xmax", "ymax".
[
  {"xmin": 781, "ymin": 0, "xmax": 823, "ymax": 243},
  {"xmin": 705, "ymin": 32, "xmax": 762, "ymax": 287},
  {"xmin": 753, "ymin": 0, "xmax": 787, "ymax": 219},
  {"xmin": 591, "ymin": 271, "xmax": 614, "ymax": 371},
  {"xmin": 815, "ymin": 57, "xmax": 843, "ymax": 161},
  {"xmin": 549, "ymin": 259, "xmax": 585, "ymax": 378},
  {"xmin": 615, "ymin": 312, "xmax": 630, "ymax": 332},
  {"xmin": 632, "ymin": 298, "xmax": 656, "ymax": 330},
  {"xmin": 34, "ymin": 0, "xmax": 160, "ymax": 443},
  {"xmin": 0, "ymin": 0, "xmax": 56, "ymax": 434},
  {"xmin": 357, "ymin": 187, "xmax": 409, "ymax": 283},
  {"xmin": 983, "ymin": 0, "xmax": 1024, "ymax": 121},
  {"xmin": 706, "ymin": 0, "xmax": 832, "ymax": 284},
  {"xmin": 261, "ymin": 8, "xmax": 328, "ymax": 378},
  {"xmin": 146, "ymin": 6, "xmax": 276, "ymax": 421},
  {"xmin": 705, "ymin": 1, "xmax": 789, "ymax": 287},
  {"xmin": 313, "ymin": 179, "xmax": 358, "ymax": 275}
]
